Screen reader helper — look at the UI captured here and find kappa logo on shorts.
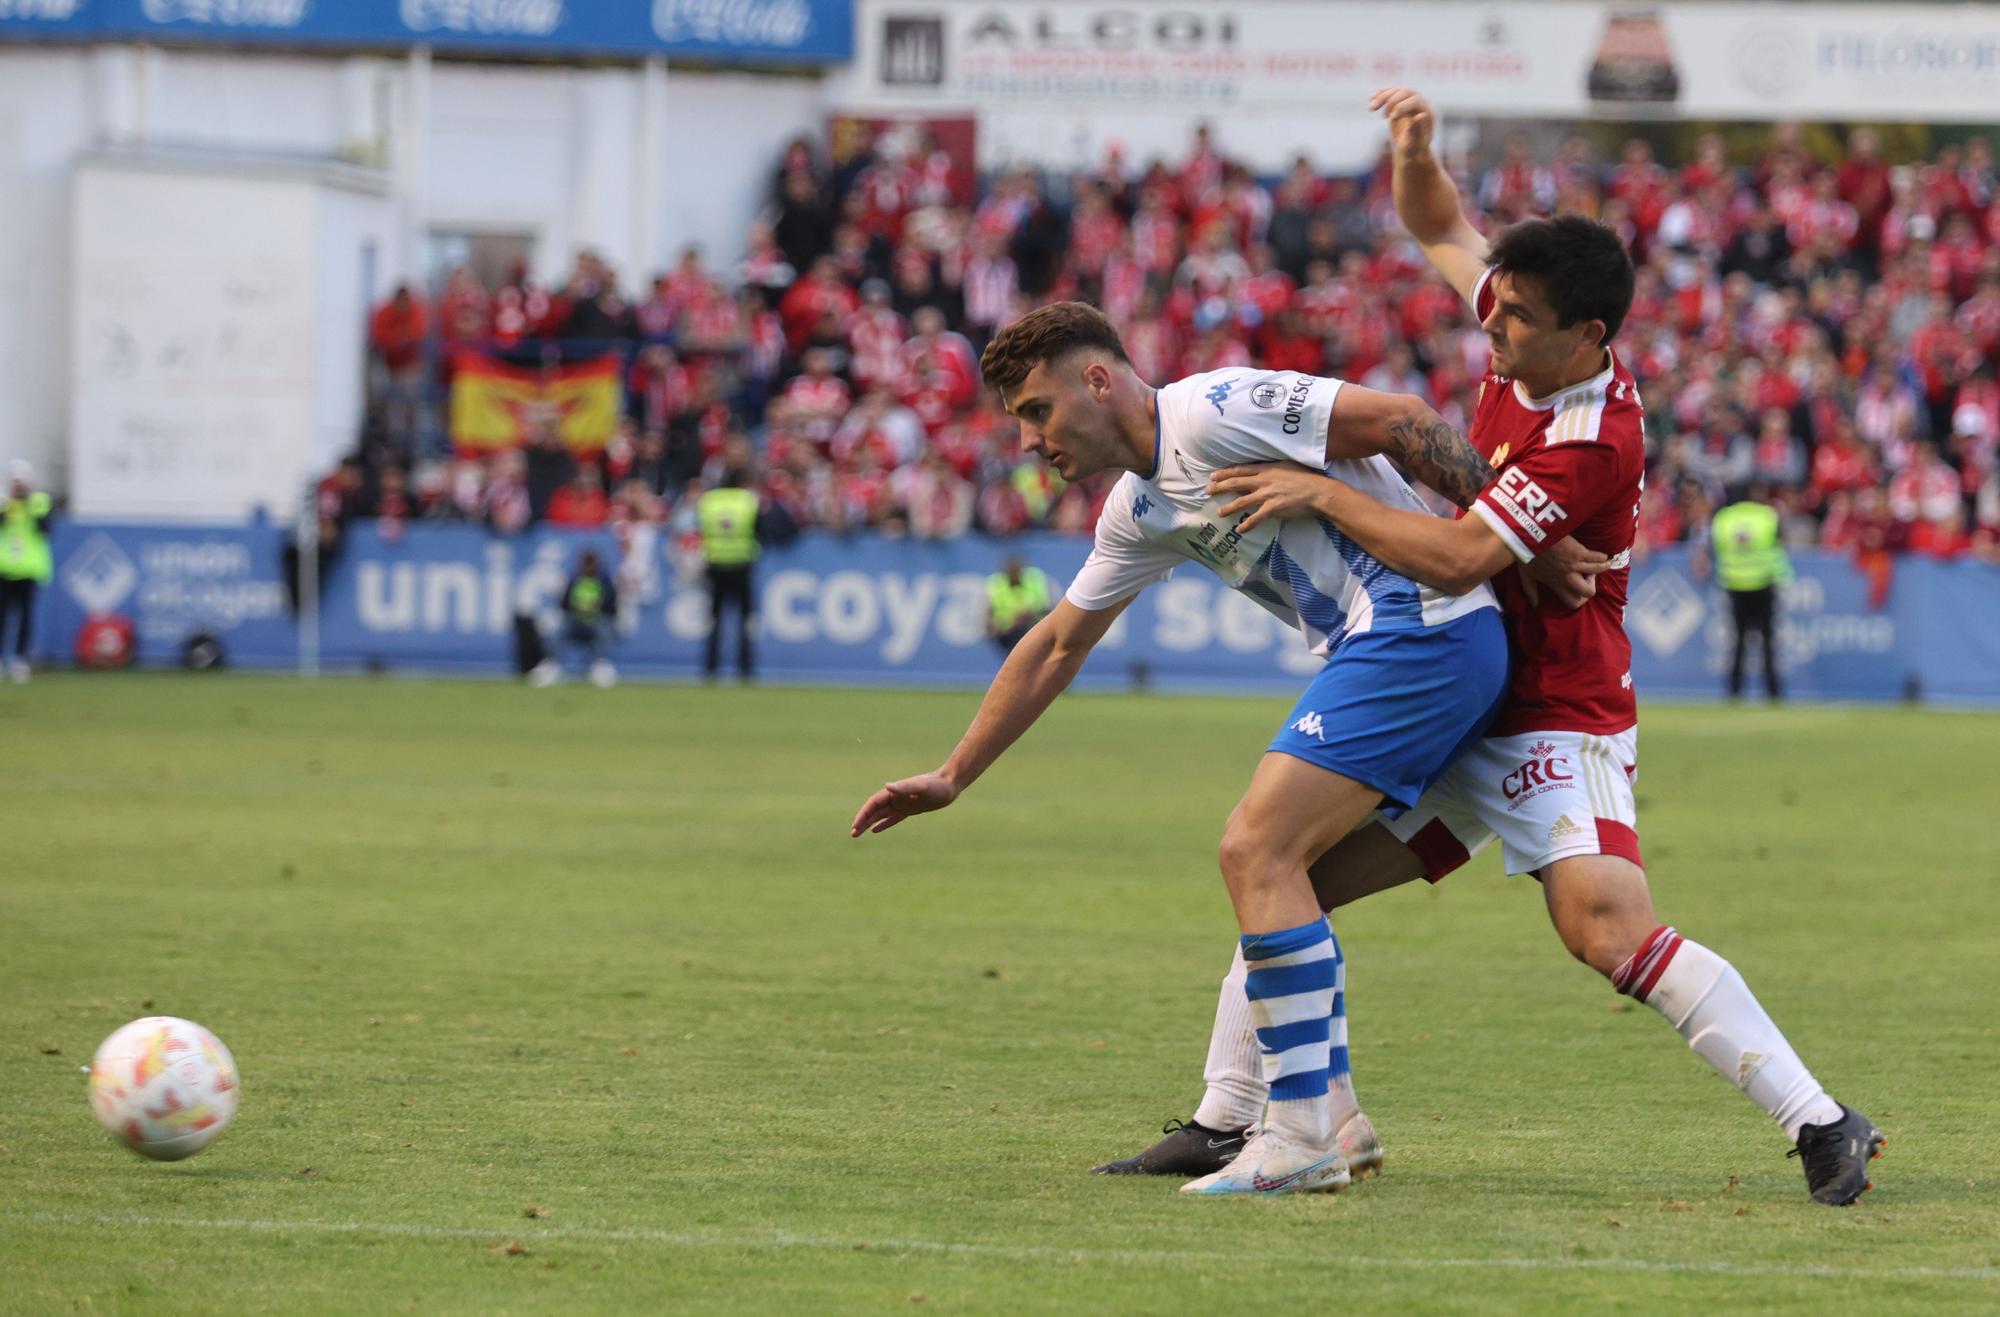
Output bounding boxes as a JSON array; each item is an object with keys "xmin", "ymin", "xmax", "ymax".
[
  {"xmin": 1502, "ymin": 742, "xmax": 1574, "ymax": 810},
  {"xmin": 1291, "ymin": 712, "xmax": 1327, "ymax": 741}
]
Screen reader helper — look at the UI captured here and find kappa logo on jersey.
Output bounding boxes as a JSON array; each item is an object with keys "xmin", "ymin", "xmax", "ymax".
[
  {"xmin": 1503, "ymin": 741, "xmax": 1574, "ymax": 809},
  {"xmin": 1291, "ymin": 712, "xmax": 1327, "ymax": 741},
  {"xmin": 1133, "ymin": 493, "xmax": 1154, "ymax": 521},
  {"xmin": 1205, "ymin": 381, "xmax": 1235, "ymax": 415},
  {"xmin": 1489, "ymin": 466, "xmax": 1567, "ymax": 543},
  {"xmin": 1250, "ymin": 381, "xmax": 1285, "ymax": 409}
]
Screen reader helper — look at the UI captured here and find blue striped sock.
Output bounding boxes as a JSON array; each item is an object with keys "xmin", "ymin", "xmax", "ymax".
[
  {"xmin": 1242, "ymin": 917, "xmax": 1337, "ymax": 1145},
  {"xmin": 1327, "ymin": 934, "xmax": 1357, "ymax": 1128}
]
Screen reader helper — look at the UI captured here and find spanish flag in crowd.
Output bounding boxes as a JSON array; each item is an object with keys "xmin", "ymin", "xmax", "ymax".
[{"xmin": 448, "ymin": 351, "xmax": 623, "ymax": 453}]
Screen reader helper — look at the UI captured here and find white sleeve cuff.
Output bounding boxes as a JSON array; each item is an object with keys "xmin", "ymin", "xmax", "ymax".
[{"xmin": 1471, "ymin": 499, "xmax": 1535, "ymax": 564}]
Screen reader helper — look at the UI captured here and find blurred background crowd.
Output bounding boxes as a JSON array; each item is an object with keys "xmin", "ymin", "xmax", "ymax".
[{"xmin": 336, "ymin": 119, "xmax": 2000, "ymax": 573}]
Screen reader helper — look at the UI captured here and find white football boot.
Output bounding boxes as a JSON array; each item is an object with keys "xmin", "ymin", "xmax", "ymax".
[
  {"xmin": 1336, "ymin": 1112, "xmax": 1385, "ymax": 1181},
  {"xmin": 589, "ymin": 659, "xmax": 618, "ymax": 688},
  {"xmin": 1179, "ymin": 1130, "xmax": 1350, "ymax": 1196},
  {"xmin": 527, "ymin": 658, "xmax": 561, "ymax": 687},
  {"xmin": 6, "ymin": 658, "xmax": 27, "ymax": 684}
]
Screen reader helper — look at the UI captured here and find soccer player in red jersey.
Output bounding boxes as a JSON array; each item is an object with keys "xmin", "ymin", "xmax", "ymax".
[{"xmin": 1101, "ymin": 89, "xmax": 1880, "ymax": 1207}]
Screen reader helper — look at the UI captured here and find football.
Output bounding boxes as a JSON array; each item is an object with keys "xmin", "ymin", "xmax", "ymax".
[{"xmin": 87, "ymin": 1017, "xmax": 240, "ymax": 1161}]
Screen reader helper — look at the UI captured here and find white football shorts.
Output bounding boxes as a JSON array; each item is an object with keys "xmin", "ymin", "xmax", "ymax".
[{"xmin": 1380, "ymin": 726, "xmax": 1642, "ymax": 879}]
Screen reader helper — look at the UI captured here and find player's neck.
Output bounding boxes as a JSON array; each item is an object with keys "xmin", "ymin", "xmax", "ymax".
[
  {"xmin": 1518, "ymin": 347, "xmax": 1612, "ymax": 403},
  {"xmin": 1122, "ymin": 386, "xmax": 1161, "ymax": 477}
]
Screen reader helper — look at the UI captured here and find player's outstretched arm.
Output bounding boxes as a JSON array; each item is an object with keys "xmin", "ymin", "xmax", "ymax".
[
  {"xmin": 849, "ymin": 596, "xmax": 1130, "ymax": 837},
  {"xmin": 1324, "ymin": 384, "xmax": 1495, "ymax": 509},
  {"xmin": 1368, "ymin": 87, "xmax": 1489, "ymax": 305}
]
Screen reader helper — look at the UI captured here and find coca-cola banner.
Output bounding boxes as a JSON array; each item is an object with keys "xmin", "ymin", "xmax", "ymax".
[
  {"xmin": 835, "ymin": 1, "xmax": 2000, "ymax": 123},
  {"xmin": 0, "ymin": 0, "xmax": 854, "ymax": 63}
]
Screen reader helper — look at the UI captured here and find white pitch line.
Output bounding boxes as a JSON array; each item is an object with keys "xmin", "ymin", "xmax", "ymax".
[{"xmin": 13, "ymin": 1210, "xmax": 2000, "ymax": 1284}]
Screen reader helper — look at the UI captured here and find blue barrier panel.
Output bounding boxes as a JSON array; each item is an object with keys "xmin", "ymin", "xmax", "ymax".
[
  {"xmin": 1897, "ymin": 557, "xmax": 2000, "ymax": 703},
  {"xmin": 40, "ymin": 521, "xmax": 297, "ymax": 666},
  {"xmin": 1624, "ymin": 548, "xmax": 1909, "ymax": 701},
  {"xmin": 1, "ymin": 0, "xmax": 855, "ymax": 63},
  {"xmin": 34, "ymin": 523, "xmax": 2000, "ymax": 701},
  {"xmin": 313, "ymin": 524, "xmax": 1322, "ymax": 689}
]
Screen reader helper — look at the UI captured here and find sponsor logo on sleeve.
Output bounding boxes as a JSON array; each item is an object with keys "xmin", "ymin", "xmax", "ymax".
[
  {"xmin": 1487, "ymin": 466, "xmax": 1566, "ymax": 543},
  {"xmin": 1205, "ymin": 381, "xmax": 1235, "ymax": 415}
]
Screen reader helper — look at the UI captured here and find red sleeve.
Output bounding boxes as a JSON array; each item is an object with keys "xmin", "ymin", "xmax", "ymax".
[
  {"xmin": 1470, "ymin": 441, "xmax": 1626, "ymax": 562},
  {"xmin": 1470, "ymin": 265, "xmax": 1496, "ymax": 320}
]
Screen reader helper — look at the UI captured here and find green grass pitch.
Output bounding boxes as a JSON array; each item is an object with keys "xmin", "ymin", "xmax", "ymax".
[{"xmin": 2, "ymin": 674, "xmax": 1996, "ymax": 1313}]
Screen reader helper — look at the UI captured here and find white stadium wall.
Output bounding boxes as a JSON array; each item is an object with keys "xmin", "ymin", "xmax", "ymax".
[{"xmin": 0, "ymin": 42, "xmax": 824, "ymax": 508}]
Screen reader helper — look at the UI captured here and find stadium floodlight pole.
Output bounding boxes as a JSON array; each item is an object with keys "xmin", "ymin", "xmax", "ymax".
[{"xmin": 298, "ymin": 481, "xmax": 319, "ymax": 682}]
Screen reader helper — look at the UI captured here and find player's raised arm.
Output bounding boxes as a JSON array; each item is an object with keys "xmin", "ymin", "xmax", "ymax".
[
  {"xmin": 1368, "ymin": 87, "xmax": 1489, "ymax": 305},
  {"xmin": 849, "ymin": 596, "xmax": 1130, "ymax": 837}
]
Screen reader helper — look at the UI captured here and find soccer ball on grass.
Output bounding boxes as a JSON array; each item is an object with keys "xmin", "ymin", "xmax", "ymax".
[{"xmin": 88, "ymin": 1016, "xmax": 239, "ymax": 1160}]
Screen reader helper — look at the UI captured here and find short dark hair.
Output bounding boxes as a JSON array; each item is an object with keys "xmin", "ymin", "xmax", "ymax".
[
  {"xmin": 979, "ymin": 301, "xmax": 1130, "ymax": 394},
  {"xmin": 1487, "ymin": 215, "xmax": 1635, "ymax": 345}
]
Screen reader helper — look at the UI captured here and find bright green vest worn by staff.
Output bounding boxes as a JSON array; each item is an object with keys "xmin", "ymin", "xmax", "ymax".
[
  {"xmin": 698, "ymin": 488, "xmax": 760, "ymax": 567},
  {"xmin": 1711, "ymin": 500, "xmax": 1791, "ymax": 592},
  {"xmin": 987, "ymin": 567, "xmax": 1051, "ymax": 632},
  {"xmin": 568, "ymin": 575, "xmax": 605, "ymax": 624},
  {"xmin": 0, "ymin": 492, "xmax": 52, "ymax": 584}
]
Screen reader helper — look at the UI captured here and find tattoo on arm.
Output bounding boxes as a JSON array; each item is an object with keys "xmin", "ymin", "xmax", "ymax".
[{"xmin": 1384, "ymin": 412, "xmax": 1495, "ymax": 510}]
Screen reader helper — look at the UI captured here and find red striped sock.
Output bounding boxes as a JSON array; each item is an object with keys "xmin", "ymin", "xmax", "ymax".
[{"xmin": 1612, "ymin": 924, "xmax": 1684, "ymax": 1001}]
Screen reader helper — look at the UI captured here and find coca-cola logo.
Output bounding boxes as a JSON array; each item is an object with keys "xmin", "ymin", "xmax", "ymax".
[
  {"xmin": 141, "ymin": 0, "xmax": 310, "ymax": 27},
  {"xmin": 652, "ymin": 0, "xmax": 812, "ymax": 48},
  {"xmin": 400, "ymin": 0, "xmax": 563, "ymax": 37}
]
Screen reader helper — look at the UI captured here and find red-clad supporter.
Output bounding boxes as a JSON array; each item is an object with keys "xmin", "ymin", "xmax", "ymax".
[
  {"xmin": 846, "ymin": 280, "xmax": 909, "ymax": 393},
  {"xmin": 547, "ymin": 467, "xmax": 610, "ymax": 528},
  {"xmin": 631, "ymin": 345, "xmax": 693, "ymax": 434},
  {"xmin": 779, "ymin": 256, "xmax": 860, "ymax": 352},
  {"xmin": 370, "ymin": 285, "xmax": 429, "ymax": 371},
  {"xmin": 781, "ymin": 347, "xmax": 852, "ymax": 445},
  {"xmin": 1907, "ymin": 505, "xmax": 1973, "ymax": 559},
  {"xmin": 1889, "ymin": 441, "xmax": 1963, "ymax": 523},
  {"xmin": 437, "ymin": 267, "xmax": 490, "ymax": 350},
  {"xmin": 898, "ymin": 306, "xmax": 978, "ymax": 430},
  {"xmin": 1807, "ymin": 420, "xmax": 1880, "ymax": 510}
]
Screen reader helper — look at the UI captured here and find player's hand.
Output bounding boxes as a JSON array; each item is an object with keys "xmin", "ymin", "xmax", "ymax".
[
  {"xmin": 1368, "ymin": 87, "xmax": 1436, "ymax": 159},
  {"xmin": 1208, "ymin": 463, "xmax": 1330, "ymax": 533},
  {"xmin": 1520, "ymin": 537, "xmax": 1609, "ymax": 610},
  {"xmin": 850, "ymin": 772, "xmax": 959, "ymax": 837}
]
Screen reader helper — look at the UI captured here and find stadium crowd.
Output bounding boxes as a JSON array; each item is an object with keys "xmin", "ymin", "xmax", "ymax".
[{"xmin": 338, "ymin": 119, "xmax": 2000, "ymax": 573}]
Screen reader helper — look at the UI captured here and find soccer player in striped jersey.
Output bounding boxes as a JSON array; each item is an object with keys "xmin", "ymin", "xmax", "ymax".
[
  {"xmin": 1101, "ymin": 89, "xmax": 1879, "ymax": 1207},
  {"xmin": 852, "ymin": 300, "xmax": 1539, "ymax": 1195}
]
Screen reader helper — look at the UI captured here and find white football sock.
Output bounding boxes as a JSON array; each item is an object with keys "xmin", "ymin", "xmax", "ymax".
[
  {"xmin": 1193, "ymin": 945, "xmax": 1265, "ymax": 1133},
  {"xmin": 1615, "ymin": 925, "xmax": 1844, "ymax": 1141}
]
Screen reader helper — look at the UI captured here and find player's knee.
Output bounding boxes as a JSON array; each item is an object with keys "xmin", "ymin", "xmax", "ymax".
[
  {"xmin": 1216, "ymin": 821, "xmax": 1281, "ymax": 895},
  {"xmin": 1552, "ymin": 903, "xmax": 1648, "ymax": 977}
]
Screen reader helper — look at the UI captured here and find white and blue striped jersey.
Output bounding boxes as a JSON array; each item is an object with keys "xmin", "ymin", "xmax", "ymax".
[{"xmin": 1065, "ymin": 368, "xmax": 1499, "ymax": 657}]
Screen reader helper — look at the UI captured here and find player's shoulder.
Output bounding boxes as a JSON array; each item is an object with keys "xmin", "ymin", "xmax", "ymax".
[
  {"xmin": 1092, "ymin": 472, "xmax": 1150, "ymax": 543},
  {"xmin": 1529, "ymin": 354, "xmax": 1644, "ymax": 458}
]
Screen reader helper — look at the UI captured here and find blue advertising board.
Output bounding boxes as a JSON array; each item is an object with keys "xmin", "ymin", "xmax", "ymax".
[
  {"xmin": 0, "ymin": 0, "xmax": 853, "ymax": 64},
  {"xmin": 30, "ymin": 523, "xmax": 2000, "ymax": 704}
]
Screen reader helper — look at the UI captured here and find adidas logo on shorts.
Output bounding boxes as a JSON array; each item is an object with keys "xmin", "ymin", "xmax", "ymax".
[{"xmin": 1548, "ymin": 814, "xmax": 1584, "ymax": 843}]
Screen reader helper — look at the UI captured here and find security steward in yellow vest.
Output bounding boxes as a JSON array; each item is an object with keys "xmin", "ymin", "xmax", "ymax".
[
  {"xmin": 986, "ymin": 557, "xmax": 1052, "ymax": 656},
  {"xmin": 1711, "ymin": 483, "xmax": 1793, "ymax": 701},
  {"xmin": 697, "ymin": 470, "xmax": 762, "ymax": 680},
  {"xmin": 0, "ymin": 460, "xmax": 53, "ymax": 683}
]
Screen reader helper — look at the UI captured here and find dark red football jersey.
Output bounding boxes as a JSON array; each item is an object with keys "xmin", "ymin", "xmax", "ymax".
[{"xmin": 1464, "ymin": 269, "xmax": 1646, "ymax": 736}]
